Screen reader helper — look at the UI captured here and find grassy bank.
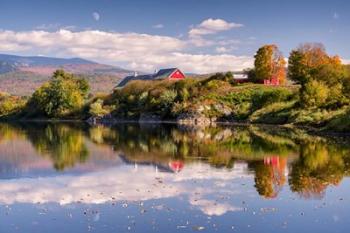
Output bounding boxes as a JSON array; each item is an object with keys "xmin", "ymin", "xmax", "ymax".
[{"xmin": 89, "ymin": 73, "xmax": 348, "ymax": 133}]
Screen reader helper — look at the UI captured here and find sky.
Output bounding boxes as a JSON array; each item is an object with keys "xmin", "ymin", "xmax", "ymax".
[{"xmin": 0, "ymin": 0, "xmax": 349, "ymax": 73}]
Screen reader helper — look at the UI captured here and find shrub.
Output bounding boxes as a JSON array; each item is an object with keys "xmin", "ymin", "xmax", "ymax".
[
  {"xmin": 342, "ymin": 75, "xmax": 350, "ymax": 100},
  {"xmin": 251, "ymin": 88, "xmax": 295, "ymax": 110},
  {"xmin": 301, "ymin": 80, "xmax": 329, "ymax": 107},
  {"xmin": 178, "ymin": 87, "xmax": 190, "ymax": 101},
  {"xmin": 249, "ymin": 101, "xmax": 296, "ymax": 124},
  {"xmin": 324, "ymin": 109, "xmax": 350, "ymax": 132},
  {"xmin": 0, "ymin": 96, "xmax": 27, "ymax": 116},
  {"xmin": 159, "ymin": 90, "xmax": 177, "ymax": 112},
  {"xmin": 89, "ymin": 99, "xmax": 110, "ymax": 117},
  {"xmin": 292, "ymin": 107, "xmax": 347, "ymax": 126}
]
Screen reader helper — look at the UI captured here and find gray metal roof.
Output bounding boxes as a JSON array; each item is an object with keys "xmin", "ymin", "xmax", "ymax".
[
  {"xmin": 116, "ymin": 68, "xmax": 178, "ymax": 88},
  {"xmin": 153, "ymin": 68, "xmax": 177, "ymax": 79}
]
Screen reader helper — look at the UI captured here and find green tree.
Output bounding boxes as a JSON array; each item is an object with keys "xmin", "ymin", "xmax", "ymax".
[
  {"xmin": 287, "ymin": 49, "xmax": 307, "ymax": 84},
  {"xmin": 29, "ymin": 70, "xmax": 90, "ymax": 117}
]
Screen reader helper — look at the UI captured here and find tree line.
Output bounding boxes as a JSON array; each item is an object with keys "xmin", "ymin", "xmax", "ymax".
[{"xmin": 249, "ymin": 43, "xmax": 350, "ymax": 108}]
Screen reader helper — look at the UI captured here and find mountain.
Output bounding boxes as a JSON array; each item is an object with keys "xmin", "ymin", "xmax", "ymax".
[{"xmin": 0, "ymin": 54, "xmax": 133, "ymax": 95}]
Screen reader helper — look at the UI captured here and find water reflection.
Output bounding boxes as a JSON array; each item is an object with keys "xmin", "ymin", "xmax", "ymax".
[
  {"xmin": 0, "ymin": 122, "xmax": 350, "ymax": 202},
  {"xmin": 27, "ymin": 124, "xmax": 89, "ymax": 170}
]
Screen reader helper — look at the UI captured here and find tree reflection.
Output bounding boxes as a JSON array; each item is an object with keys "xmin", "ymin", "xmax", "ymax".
[
  {"xmin": 249, "ymin": 157, "xmax": 287, "ymax": 198},
  {"xmin": 0, "ymin": 123, "xmax": 26, "ymax": 142},
  {"xmin": 24, "ymin": 124, "xmax": 89, "ymax": 171},
  {"xmin": 1, "ymin": 122, "xmax": 350, "ymax": 198},
  {"xmin": 289, "ymin": 140, "xmax": 346, "ymax": 199},
  {"xmin": 83, "ymin": 124, "xmax": 350, "ymax": 199}
]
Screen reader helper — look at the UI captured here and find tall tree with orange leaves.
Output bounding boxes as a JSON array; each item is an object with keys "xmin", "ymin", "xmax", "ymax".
[{"xmin": 253, "ymin": 44, "xmax": 286, "ymax": 84}]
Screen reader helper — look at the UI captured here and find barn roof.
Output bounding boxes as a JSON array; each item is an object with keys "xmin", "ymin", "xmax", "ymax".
[
  {"xmin": 116, "ymin": 68, "xmax": 179, "ymax": 88},
  {"xmin": 153, "ymin": 68, "xmax": 177, "ymax": 79}
]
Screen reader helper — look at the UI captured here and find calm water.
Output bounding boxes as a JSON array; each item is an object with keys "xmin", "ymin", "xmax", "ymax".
[{"xmin": 0, "ymin": 123, "xmax": 349, "ymax": 233}]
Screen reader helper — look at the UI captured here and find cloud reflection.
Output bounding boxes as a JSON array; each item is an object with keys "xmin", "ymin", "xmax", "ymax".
[{"xmin": 0, "ymin": 163, "xmax": 248, "ymax": 216}]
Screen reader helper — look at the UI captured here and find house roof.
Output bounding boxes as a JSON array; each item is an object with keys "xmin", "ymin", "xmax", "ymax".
[{"xmin": 116, "ymin": 68, "xmax": 179, "ymax": 88}]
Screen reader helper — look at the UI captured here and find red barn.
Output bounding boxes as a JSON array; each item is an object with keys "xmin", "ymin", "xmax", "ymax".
[
  {"xmin": 264, "ymin": 76, "xmax": 280, "ymax": 86},
  {"xmin": 116, "ymin": 68, "xmax": 186, "ymax": 88}
]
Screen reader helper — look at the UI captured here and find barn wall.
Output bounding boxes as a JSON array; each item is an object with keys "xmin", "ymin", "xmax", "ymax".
[{"xmin": 169, "ymin": 70, "xmax": 185, "ymax": 79}]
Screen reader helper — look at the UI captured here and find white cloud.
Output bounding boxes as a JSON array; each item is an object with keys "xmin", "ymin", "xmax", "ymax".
[
  {"xmin": 92, "ymin": 12, "xmax": 100, "ymax": 21},
  {"xmin": 216, "ymin": 47, "xmax": 228, "ymax": 53},
  {"xmin": 217, "ymin": 39, "xmax": 241, "ymax": 46},
  {"xmin": 215, "ymin": 46, "xmax": 236, "ymax": 53},
  {"xmin": 189, "ymin": 37, "xmax": 215, "ymax": 47},
  {"xmin": 35, "ymin": 23, "xmax": 61, "ymax": 30},
  {"xmin": 35, "ymin": 24, "xmax": 77, "ymax": 32},
  {"xmin": 153, "ymin": 24, "xmax": 164, "ymax": 29},
  {"xmin": 164, "ymin": 53, "xmax": 252, "ymax": 73},
  {"xmin": 188, "ymin": 19, "xmax": 243, "ymax": 48},
  {"xmin": 61, "ymin": 25, "xmax": 77, "ymax": 31},
  {"xmin": 0, "ymin": 29, "xmax": 253, "ymax": 73},
  {"xmin": 342, "ymin": 59, "xmax": 350, "ymax": 64},
  {"xmin": 189, "ymin": 18, "xmax": 243, "ymax": 37}
]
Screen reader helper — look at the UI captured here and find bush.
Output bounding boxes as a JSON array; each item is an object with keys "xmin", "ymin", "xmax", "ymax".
[
  {"xmin": 324, "ymin": 109, "xmax": 350, "ymax": 132},
  {"xmin": 159, "ymin": 90, "xmax": 177, "ymax": 113},
  {"xmin": 89, "ymin": 99, "xmax": 110, "ymax": 117},
  {"xmin": 251, "ymin": 88, "xmax": 295, "ymax": 110},
  {"xmin": 301, "ymin": 80, "xmax": 329, "ymax": 107},
  {"xmin": 209, "ymin": 85, "xmax": 296, "ymax": 120},
  {"xmin": 292, "ymin": 107, "xmax": 348, "ymax": 126},
  {"xmin": 0, "ymin": 96, "xmax": 27, "ymax": 117},
  {"xmin": 342, "ymin": 75, "xmax": 350, "ymax": 99},
  {"xmin": 249, "ymin": 101, "xmax": 296, "ymax": 124}
]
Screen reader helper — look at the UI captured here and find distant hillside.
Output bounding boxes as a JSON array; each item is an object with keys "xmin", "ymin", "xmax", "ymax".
[{"xmin": 0, "ymin": 54, "xmax": 133, "ymax": 95}]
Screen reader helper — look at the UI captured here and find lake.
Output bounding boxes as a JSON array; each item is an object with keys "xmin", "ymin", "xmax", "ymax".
[{"xmin": 0, "ymin": 123, "xmax": 349, "ymax": 233}]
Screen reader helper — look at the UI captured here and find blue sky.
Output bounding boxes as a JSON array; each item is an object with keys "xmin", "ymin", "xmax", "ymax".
[{"xmin": 0, "ymin": 0, "xmax": 349, "ymax": 73}]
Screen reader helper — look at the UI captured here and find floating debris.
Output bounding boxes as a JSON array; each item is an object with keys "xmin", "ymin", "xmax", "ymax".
[
  {"xmin": 260, "ymin": 207, "xmax": 277, "ymax": 213},
  {"xmin": 192, "ymin": 226, "xmax": 205, "ymax": 231}
]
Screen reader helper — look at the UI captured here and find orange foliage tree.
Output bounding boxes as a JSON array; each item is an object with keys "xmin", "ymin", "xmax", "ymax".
[
  {"xmin": 288, "ymin": 43, "xmax": 346, "ymax": 86},
  {"xmin": 253, "ymin": 44, "xmax": 286, "ymax": 84}
]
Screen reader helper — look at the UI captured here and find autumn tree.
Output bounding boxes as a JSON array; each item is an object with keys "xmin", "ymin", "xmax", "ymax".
[
  {"xmin": 288, "ymin": 43, "xmax": 348, "ymax": 106},
  {"xmin": 288, "ymin": 43, "xmax": 347, "ymax": 85},
  {"xmin": 253, "ymin": 44, "xmax": 286, "ymax": 84}
]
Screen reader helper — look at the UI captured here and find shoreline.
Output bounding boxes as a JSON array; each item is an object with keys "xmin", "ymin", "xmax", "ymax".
[{"xmin": 1, "ymin": 118, "xmax": 350, "ymax": 138}]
